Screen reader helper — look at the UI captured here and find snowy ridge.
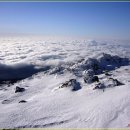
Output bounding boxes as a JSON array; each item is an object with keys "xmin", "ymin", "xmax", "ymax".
[{"xmin": 0, "ymin": 37, "xmax": 130, "ymax": 128}]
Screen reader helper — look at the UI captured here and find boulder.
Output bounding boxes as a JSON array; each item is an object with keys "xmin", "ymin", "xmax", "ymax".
[
  {"xmin": 91, "ymin": 76, "xmax": 99, "ymax": 82},
  {"xmin": 15, "ymin": 86, "xmax": 25, "ymax": 93},
  {"xmin": 70, "ymin": 79, "xmax": 81, "ymax": 91},
  {"xmin": 60, "ymin": 79, "xmax": 81, "ymax": 91},
  {"xmin": 19, "ymin": 100, "xmax": 27, "ymax": 103}
]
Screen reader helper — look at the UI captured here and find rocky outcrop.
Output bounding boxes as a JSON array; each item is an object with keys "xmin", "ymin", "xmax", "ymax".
[
  {"xmin": 15, "ymin": 86, "xmax": 25, "ymax": 93},
  {"xmin": 60, "ymin": 79, "xmax": 81, "ymax": 91},
  {"xmin": 71, "ymin": 53, "xmax": 129, "ymax": 76},
  {"xmin": 93, "ymin": 78, "xmax": 124, "ymax": 90},
  {"xmin": 108, "ymin": 78, "xmax": 124, "ymax": 86},
  {"xmin": 93, "ymin": 82, "xmax": 105, "ymax": 90},
  {"xmin": 83, "ymin": 69, "xmax": 99, "ymax": 83}
]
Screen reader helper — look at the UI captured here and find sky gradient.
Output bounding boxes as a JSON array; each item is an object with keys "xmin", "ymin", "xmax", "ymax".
[{"xmin": 0, "ymin": 2, "xmax": 130, "ymax": 40}]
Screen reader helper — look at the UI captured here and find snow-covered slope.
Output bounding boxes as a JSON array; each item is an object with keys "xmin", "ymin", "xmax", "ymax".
[{"xmin": 0, "ymin": 37, "xmax": 130, "ymax": 128}]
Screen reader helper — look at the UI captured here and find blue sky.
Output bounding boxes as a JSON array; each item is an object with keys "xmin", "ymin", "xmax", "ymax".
[{"xmin": 0, "ymin": 2, "xmax": 130, "ymax": 40}]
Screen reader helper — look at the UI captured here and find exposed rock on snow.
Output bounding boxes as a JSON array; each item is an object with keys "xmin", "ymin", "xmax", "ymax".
[
  {"xmin": 19, "ymin": 100, "xmax": 27, "ymax": 103},
  {"xmin": 108, "ymin": 78, "xmax": 124, "ymax": 86},
  {"xmin": 60, "ymin": 79, "xmax": 81, "ymax": 91},
  {"xmin": 84, "ymin": 75, "xmax": 99, "ymax": 84},
  {"xmin": 93, "ymin": 82, "xmax": 105, "ymax": 90},
  {"xmin": 93, "ymin": 78, "xmax": 124, "ymax": 90},
  {"xmin": 71, "ymin": 79, "xmax": 81, "ymax": 91},
  {"xmin": 15, "ymin": 86, "xmax": 25, "ymax": 93},
  {"xmin": 91, "ymin": 76, "xmax": 99, "ymax": 82},
  {"xmin": 71, "ymin": 53, "xmax": 130, "ymax": 76},
  {"xmin": 83, "ymin": 69, "xmax": 99, "ymax": 83}
]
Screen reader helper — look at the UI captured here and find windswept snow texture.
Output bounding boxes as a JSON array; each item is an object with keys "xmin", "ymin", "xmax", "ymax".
[{"xmin": 0, "ymin": 37, "xmax": 130, "ymax": 128}]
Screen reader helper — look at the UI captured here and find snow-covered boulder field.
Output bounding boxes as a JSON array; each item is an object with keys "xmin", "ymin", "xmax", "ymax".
[{"xmin": 0, "ymin": 37, "xmax": 130, "ymax": 128}]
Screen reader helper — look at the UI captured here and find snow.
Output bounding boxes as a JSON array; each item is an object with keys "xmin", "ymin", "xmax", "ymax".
[{"xmin": 0, "ymin": 36, "xmax": 130, "ymax": 128}]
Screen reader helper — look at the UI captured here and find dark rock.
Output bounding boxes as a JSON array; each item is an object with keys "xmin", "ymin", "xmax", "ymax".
[
  {"xmin": 60, "ymin": 81, "xmax": 70, "ymax": 88},
  {"xmin": 84, "ymin": 74, "xmax": 99, "ymax": 84},
  {"xmin": 71, "ymin": 79, "xmax": 81, "ymax": 91},
  {"xmin": 91, "ymin": 76, "xmax": 99, "ymax": 82},
  {"xmin": 60, "ymin": 79, "xmax": 81, "ymax": 91},
  {"xmin": 19, "ymin": 100, "xmax": 27, "ymax": 103},
  {"xmin": 60, "ymin": 79, "xmax": 75, "ymax": 88},
  {"xmin": 113, "ymin": 79, "xmax": 124, "ymax": 86},
  {"xmin": 83, "ymin": 69, "xmax": 95, "ymax": 83},
  {"xmin": 93, "ymin": 83, "xmax": 105, "ymax": 90},
  {"xmin": 109, "ymin": 78, "xmax": 124, "ymax": 86},
  {"xmin": 15, "ymin": 86, "xmax": 25, "ymax": 93},
  {"xmin": 93, "ymin": 78, "xmax": 124, "ymax": 91}
]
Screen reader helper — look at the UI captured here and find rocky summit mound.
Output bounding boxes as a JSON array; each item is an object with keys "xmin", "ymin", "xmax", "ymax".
[{"xmin": 71, "ymin": 53, "xmax": 130, "ymax": 76}]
